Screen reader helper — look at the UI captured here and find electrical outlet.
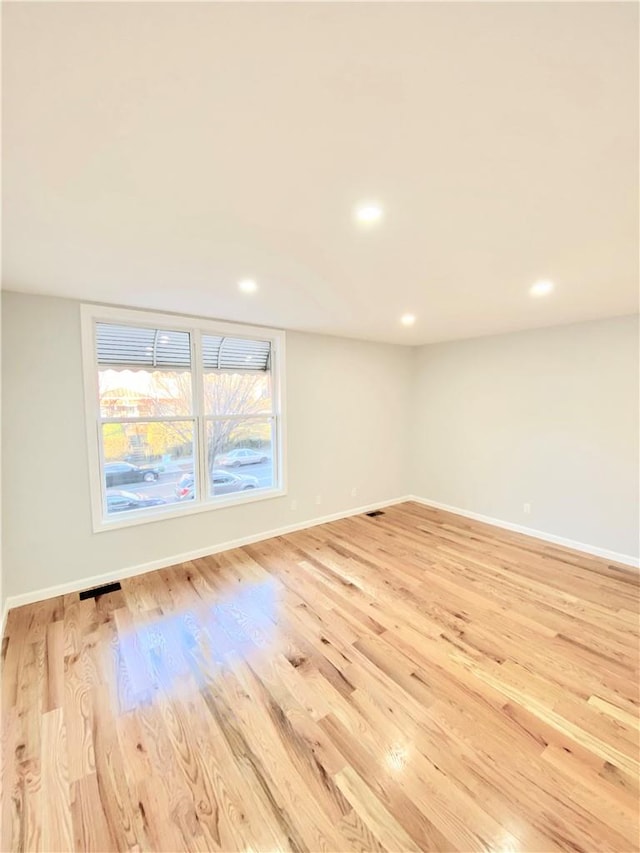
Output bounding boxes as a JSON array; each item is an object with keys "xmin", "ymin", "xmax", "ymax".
[
  {"xmin": 290, "ymin": 498, "xmax": 298, "ymax": 511},
  {"xmin": 351, "ymin": 487, "xmax": 358, "ymax": 497},
  {"xmin": 523, "ymin": 503, "xmax": 531, "ymax": 514},
  {"xmin": 315, "ymin": 495, "xmax": 322, "ymax": 506}
]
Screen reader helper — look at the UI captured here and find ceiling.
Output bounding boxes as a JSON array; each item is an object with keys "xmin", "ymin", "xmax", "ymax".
[{"xmin": 2, "ymin": 2, "xmax": 638, "ymax": 345}]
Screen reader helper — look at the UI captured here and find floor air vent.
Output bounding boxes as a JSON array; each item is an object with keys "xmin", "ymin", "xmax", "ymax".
[
  {"xmin": 365, "ymin": 510, "xmax": 385, "ymax": 517},
  {"xmin": 79, "ymin": 581, "xmax": 122, "ymax": 600}
]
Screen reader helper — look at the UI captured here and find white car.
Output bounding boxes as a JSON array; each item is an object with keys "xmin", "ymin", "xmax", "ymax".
[{"xmin": 215, "ymin": 448, "xmax": 268, "ymax": 467}]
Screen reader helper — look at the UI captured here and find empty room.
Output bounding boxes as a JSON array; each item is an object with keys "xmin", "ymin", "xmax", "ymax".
[{"xmin": 1, "ymin": 2, "xmax": 638, "ymax": 852}]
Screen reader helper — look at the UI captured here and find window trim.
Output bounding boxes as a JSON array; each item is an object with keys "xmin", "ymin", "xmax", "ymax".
[{"xmin": 81, "ymin": 304, "xmax": 287, "ymax": 533}]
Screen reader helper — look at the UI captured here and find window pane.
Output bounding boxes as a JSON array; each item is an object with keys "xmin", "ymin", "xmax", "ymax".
[
  {"xmin": 206, "ymin": 418, "xmax": 275, "ymax": 497},
  {"xmin": 203, "ymin": 371, "xmax": 272, "ymax": 417},
  {"xmin": 102, "ymin": 420, "xmax": 196, "ymax": 514},
  {"xmin": 99, "ymin": 369, "xmax": 192, "ymax": 418}
]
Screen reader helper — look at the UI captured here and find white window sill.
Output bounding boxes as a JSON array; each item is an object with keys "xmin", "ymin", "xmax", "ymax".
[{"xmin": 92, "ymin": 485, "xmax": 287, "ymax": 533}]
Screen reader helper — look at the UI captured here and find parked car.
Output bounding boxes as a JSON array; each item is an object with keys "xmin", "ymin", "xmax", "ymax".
[
  {"xmin": 215, "ymin": 448, "xmax": 268, "ymax": 467},
  {"xmin": 106, "ymin": 491, "xmax": 167, "ymax": 513},
  {"xmin": 104, "ymin": 461, "xmax": 161, "ymax": 487},
  {"xmin": 175, "ymin": 469, "xmax": 259, "ymax": 500},
  {"xmin": 175, "ymin": 473, "xmax": 195, "ymax": 500}
]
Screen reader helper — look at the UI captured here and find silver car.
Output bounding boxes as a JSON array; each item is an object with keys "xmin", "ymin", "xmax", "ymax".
[{"xmin": 175, "ymin": 469, "xmax": 259, "ymax": 500}]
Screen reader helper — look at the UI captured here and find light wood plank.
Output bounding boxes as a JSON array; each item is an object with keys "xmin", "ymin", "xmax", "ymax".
[{"xmin": 2, "ymin": 501, "xmax": 638, "ymax": 852}]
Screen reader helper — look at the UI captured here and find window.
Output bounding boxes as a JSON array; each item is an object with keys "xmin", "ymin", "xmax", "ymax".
[{"xmin": 81, "ymin": 306, "xmax": 285, "ymax": 530}]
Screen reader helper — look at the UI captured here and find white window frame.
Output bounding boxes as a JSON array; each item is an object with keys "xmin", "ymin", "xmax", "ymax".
[{"xmin": 81, "ymin": 304, "xmax": 287, "ymax": 532}]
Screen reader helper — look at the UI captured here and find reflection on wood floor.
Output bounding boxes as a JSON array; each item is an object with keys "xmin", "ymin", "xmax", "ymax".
[{"xmin": 2, "ymin": 501, "xmax": 639, "ymax": 852}]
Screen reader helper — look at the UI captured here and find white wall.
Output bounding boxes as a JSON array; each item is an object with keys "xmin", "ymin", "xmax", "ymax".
[
  {"xmin": 411, "ymin": 315, "xmax": 640, "ymax": 559},
  {"xmin": 1, "ymin": 292, "xmax": 413, "ymax": 600},
  {"xmin": 2, "ymin": 293, "xmax": 638, "ymax": 605},
  {"xmin": 0, "ymin": 289, "xmax": 3, "ymax": 621}
]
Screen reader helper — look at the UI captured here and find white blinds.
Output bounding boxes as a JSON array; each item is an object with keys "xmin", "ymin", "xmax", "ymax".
[
  {"xmin": 96, "ymin": 324, "xmax": 191, "ymax": 369},
  {"xmin": 96, "ymin": 323, "xmax": 271, "ymax": 372},
  {"xmin": 202, "ymin": 334, "xmax": 271, "ymax": 372}
]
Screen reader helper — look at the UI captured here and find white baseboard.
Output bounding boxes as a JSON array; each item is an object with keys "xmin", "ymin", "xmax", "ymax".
[
  {"xmin": 407, "ymin": 495, "xmax": 640, "ymax": 569},
  {"xmin": 3, "ymin": 495, "xmax": 412, "ymax": 613},
  {"xmin": 5, "ymin": 492, "xmax": 637, "ymax": 617}
]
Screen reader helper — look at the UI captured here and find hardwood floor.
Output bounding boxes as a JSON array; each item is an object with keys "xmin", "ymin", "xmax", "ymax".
[{"xmin": 2, "ymin": 501, "xmax": 638, "ymax": 852}]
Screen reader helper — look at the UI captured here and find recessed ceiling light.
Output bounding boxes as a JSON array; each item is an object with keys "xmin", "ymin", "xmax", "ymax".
[
  {"xmin": 354, "ymin": 201, "xmax": 384, "ymax": 226},
  {"xmin": 238, "ymin": 278, "xmax": 258, "ymax": 294},
  {"xmin": 400, "ymin": 313, "xmax": 416, "ymax": 326},
  {"xmin": 529, "ymin": 279, "xmax": 554, "ymax": 297}
]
